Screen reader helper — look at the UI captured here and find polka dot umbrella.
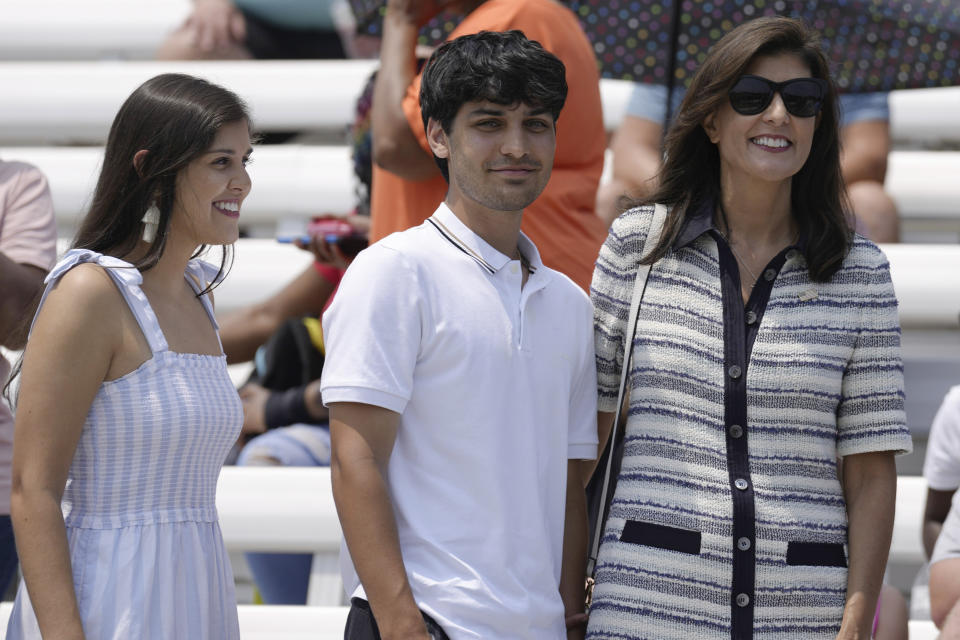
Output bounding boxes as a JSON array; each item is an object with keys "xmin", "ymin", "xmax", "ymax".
[{"xmin": 565, "ymin": 0, "xmax": 960, "ymax": 92}]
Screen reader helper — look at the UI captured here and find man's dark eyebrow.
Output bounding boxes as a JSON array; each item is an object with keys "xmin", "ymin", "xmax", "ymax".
[
  {"xmin": 467, "ymin": 107, "xmax": 507, "ymax": 117},
  {"xmin": 206, "ymin": 147, "xmax": 254, "ymax": 156},
  {"xmin": 466, "ymin": 107, "xmax": 551, "ymax": 117}
]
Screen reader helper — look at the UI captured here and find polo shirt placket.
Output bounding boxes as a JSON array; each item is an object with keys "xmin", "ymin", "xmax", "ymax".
[{"xmin": 712, "ymin": 230, "xmax": 798, "ymax": 640}]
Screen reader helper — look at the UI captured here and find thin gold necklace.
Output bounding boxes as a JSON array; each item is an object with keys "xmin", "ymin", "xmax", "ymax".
[
  {"xmin": 725, "ymin": 236, "xmax": 760, "ymax": 286},
  {"xmin": 716, "ymin": 202, "xmax": 796, "ymax": 288},
  {"xmin": 717, "ymin": 203, "xmax": 761, "ymax": 287}
]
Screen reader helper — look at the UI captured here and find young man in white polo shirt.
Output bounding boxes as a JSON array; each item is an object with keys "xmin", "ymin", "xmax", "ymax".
[{"xmin": 320, "ymin": 30, "xmax": 598, "ymax": 639}]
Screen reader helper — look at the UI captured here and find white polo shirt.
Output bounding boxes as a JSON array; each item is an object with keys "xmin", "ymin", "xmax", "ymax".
[{"xmin": 321, "ymin": 203, "xmax": 598, "ymax": 639}]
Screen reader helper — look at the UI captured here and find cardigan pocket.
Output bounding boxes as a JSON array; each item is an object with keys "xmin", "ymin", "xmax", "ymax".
[
  {"xmin": 786, "ymin": 541, "xmax": 848, "ymax": 567},
  {"xmin": 620, "ymin": 520, "xmax": 701, "ymax": 555}
]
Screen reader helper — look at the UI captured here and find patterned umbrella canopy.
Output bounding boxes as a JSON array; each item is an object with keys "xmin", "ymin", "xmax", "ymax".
[{"xmin": 566, "ymin": 0, "xmax": 960, "ymax": 91}]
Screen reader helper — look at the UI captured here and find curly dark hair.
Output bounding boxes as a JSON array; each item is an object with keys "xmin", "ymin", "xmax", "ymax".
[{"xmin": 419, "ymin": 30, "xmax": 567, "ymax": 182}]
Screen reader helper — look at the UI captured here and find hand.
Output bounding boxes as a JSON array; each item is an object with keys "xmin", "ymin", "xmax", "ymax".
[
  {"xmin": 378, "ymin": 615, "xmax": 432, "ymax": 640},
  {"xmin": 385, "ymin": 0, "xmax": 457, "ymax": 28},
  {"xmin": 186, "ymin": 0, "xmax": 246, "ymax": 53},
  {"xmin": 566, "ymin": 611, "xmax": 588, "ymax": 640},
  {"xmin": 344, "ymin": 213, "xmax": 372, "ymax": 235},
  {"xmin": 294, "ymin": 234, "xmax": 350, "ymax": 270},
  {"xmin": 381, "ymin": 629, "xmax": 432, "ymax": 640},
  {"xmin": 238, "ymin": 383, "xmax": 269, "ymax": 435}
]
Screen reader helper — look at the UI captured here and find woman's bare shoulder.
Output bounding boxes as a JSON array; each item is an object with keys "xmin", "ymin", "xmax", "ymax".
[{"xmin": 39, "ymin": 262, "xmax": 126, "ymax": 327}]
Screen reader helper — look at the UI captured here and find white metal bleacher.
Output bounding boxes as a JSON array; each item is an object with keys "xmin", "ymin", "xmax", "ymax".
[
  {"xmin": 0, "ymin": 0, "xmax": 192, "ymax": 61},
  {"xmin": 0, "ymin": 61, "xmax": 957, "ymax": 144},
  {"xmin": 216, "ymin": 467, "xmax": 343, "ymax": 606},
  {"xmin": 0, "ymin": 60, "xmax": 632, "ymax": 141},
  {"xmin": 11, "ymin": 146, "xmax": 960, "ymax": 232},
  {"xmin": 0, "ymin": 0, "xmax": 953, "ymax": 141},
  {"xmin": 0, "ymin": 61, "xmax": 380, "ymax": 144},
  {"xmin": 196, "ymin": 239, "xmax": 960, "ymax": 329}
]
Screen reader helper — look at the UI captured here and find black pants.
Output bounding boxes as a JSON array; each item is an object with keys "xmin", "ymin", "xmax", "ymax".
[{"xmin": 344, "ymin": 598, "xmax": 450, "ymax": 640}]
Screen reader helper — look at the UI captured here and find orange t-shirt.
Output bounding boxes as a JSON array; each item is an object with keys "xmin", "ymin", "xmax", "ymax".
[{"xmin": 369, "ymin": 0, "xmax": 607, "ymax": 292}]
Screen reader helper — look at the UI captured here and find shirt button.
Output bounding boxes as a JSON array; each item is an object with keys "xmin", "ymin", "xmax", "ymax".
[
  {"xmin": 734, "ymin": 478, "xmax": 749, "ymax": 491},
  {"xmin": 728, "ymin": 365, "xmax": 742, "ymax": 379},
  {"xmin": 763, "ymin": 268, "xmax": 776, "ymax": 281},
  {"xmin": 729, "ymin": 424, "xmax": 743, "ymax": 439},
  {"xmin": 786, "ymin": 249, "xmax": 799, "ymax": 261},
  {"xmin": 745, "ymin": 310, "xmax": 757, "ymax": 325},
  {"xmin": 736, "ymin": 593, "xmax": 751, "ymax": 607},
  {"xmin": 737, "ymin": 537, "xmax": 752, "ymax": 551}
]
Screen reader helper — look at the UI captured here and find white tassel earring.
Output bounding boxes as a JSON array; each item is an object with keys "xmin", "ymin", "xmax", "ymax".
[{"xmin": 141, "ymin": 204, "xmax": 160, "ymax": 243}]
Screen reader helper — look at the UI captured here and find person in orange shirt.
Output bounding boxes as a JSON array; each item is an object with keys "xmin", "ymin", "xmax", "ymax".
[{"xmin": 370, "ymin": 0, "xmax": 607, "ymax": 292}]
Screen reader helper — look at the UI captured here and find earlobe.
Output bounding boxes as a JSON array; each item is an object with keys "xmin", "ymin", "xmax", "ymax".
[
  {"xmin": 132, "ymin": 149, "xmax": 150, "ymax": 176},
  {"xmin": 426, "ymin": 119, "xmax": 450, "ymax": 159},
  {"xmin": 702, "ymin": 113, "xmax": 719, "ymax": 144}
]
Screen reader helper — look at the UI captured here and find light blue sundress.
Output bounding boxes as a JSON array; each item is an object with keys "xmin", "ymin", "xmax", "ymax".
[{"xmin": 7, "ymin": 249, "xmax": 242, "ymax": 640}]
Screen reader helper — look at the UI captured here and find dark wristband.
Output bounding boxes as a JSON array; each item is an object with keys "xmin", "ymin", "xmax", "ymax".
[{"xmin": 264, "ymin": 386, "xmax": 313, "ymax": 429}]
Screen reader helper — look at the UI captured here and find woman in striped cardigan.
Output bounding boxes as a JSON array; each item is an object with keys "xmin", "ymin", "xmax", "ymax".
[{"xmin": 588, "ymin": 17, "xmax": 912, "ymax": 640}]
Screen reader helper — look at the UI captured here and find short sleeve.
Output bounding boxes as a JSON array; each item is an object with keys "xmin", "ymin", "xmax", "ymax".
[
  {"xmin": 836, "ymin": 253, "xmax": 912, "ymax": 457},
  {"xmin": 591, "ymin": 207, "xmax": 648, "ymax": 412},
  {"xmin": 320, "ymin": 244, "xmax": 425, "ymax": 414},
  {"xmin": 0, "ymin": 163, "xmax": 57, "ymax": 270},
  {"xmin": 924, "ymin": 387, "xmax": 960, "ymax": 490},
  {"xmin": 568, "ymin": 297, "xmax": 599, "ymax": 460}
]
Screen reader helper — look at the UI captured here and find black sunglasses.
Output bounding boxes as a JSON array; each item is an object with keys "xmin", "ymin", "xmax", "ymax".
[{"xmin": 728, "ymin": 75, "xmax": 828, "ymax": 118}]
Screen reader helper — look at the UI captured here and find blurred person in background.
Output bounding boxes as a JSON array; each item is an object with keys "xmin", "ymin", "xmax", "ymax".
[
  {"xmin": 157, "ymin": 0, "xmax": 347, "ymax": 61},
  {"xmin": 0, "ymin": 158, "xmax": 57, "ymax": 597}
]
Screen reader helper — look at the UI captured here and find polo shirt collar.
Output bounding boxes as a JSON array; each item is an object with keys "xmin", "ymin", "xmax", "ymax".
[
  {"xmin": 672, "ymin": 198, "xmax": 808, "ymax": 252},
  {"xmin": 427, "ymin": 203, "xmax": 543, "ymax": 275}
]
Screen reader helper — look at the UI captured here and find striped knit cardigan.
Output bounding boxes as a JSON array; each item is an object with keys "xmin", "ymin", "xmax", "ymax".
[{"xmin": 587, "ymin": 204, "xmax": 912, "ymax": 640}]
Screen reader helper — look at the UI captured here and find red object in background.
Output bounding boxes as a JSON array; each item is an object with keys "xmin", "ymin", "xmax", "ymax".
[{"xmin": 308, "ymin": 217, "xmax": 369, "ymax": 257}]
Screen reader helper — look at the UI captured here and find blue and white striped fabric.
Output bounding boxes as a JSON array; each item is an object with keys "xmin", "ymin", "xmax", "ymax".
[
  {"xmin": 7, "ymin": 249, "xmax": 242, "ymax": 640},
  {"xmin": 588, "ymin": 205, "xmax": 912, "ymax": 639}
]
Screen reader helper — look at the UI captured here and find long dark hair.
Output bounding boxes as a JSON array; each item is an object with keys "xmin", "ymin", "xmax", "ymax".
[
  {"xmin": 641, "ymin": 17, "xmax": 852, "ymax": 282},
  {"xmin": 74, "ymin": 73, "xmax": 251, "ymax": 286}
]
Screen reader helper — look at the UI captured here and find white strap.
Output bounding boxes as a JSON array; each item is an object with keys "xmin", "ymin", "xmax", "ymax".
[
  {"xmin": 184, "ymin": 259, "xmax": 224, "ymax": 345},
  {"xmin": 587, "ymin": 203, "xmax": 669, "ymax": 576},
  {"xmin": 36, "ymin": 248, "xmax": 169, "ymax": 353}
]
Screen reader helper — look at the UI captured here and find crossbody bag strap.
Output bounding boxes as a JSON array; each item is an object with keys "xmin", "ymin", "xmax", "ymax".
[{"xmin": 586, "ymin": 202, "xmax": 669, "ymax": 580}]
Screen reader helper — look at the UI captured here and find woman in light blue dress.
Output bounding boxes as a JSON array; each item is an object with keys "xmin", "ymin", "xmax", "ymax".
[{"xmin": 6, "ymin": 74, "xmax": 252, "ymax": 639}]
